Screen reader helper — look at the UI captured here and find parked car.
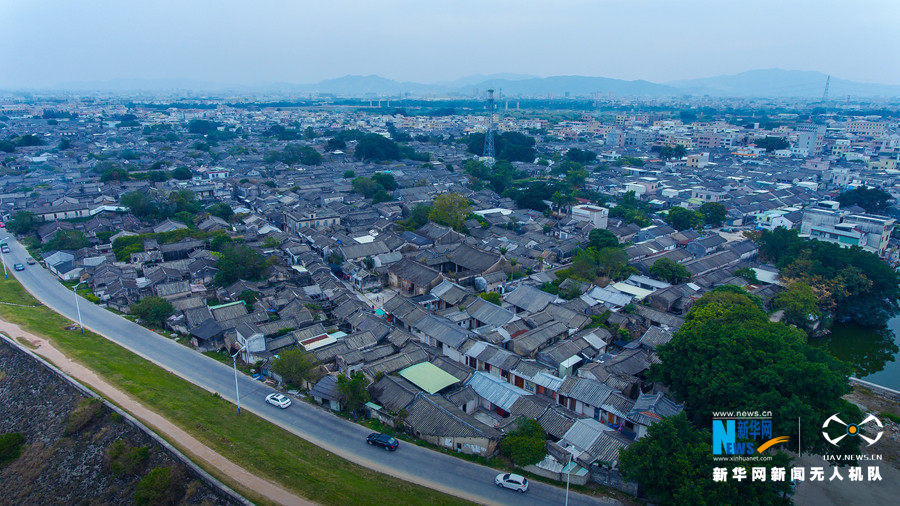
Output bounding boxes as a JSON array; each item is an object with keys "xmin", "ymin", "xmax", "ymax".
[
  {"xmin": 26, "ymin": 257, "xmax": 35, "ymax": 265},
  {"xmin": 495, "ymin": 473, "xmax": 528, "ymax": 493},
  {"xmin": 13, "ymin": 263, "xmax": 24, "ymax": 271},
  {"xmin": 265, "ymin": 393, "xmax": 291, "ymax": 408},
  {"xmin": 366, "ymin": 432, "xmax": 399, "ymax": 451}
]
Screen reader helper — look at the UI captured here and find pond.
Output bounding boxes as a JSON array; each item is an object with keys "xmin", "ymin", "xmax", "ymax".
[{"xmin": 819, "ymin": 315, "xmax": 900, "ymax": 391}]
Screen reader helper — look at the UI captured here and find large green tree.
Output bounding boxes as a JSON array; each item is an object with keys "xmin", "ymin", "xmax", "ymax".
[
  {"xmin": 129, "ymin": 296, "xmax": 174, "ymax": 328},
  {"xmin": 651, "ymin": 290, "xmax": 861, "ymax": 456},
  {"xmin": 698, "ymin": 202, "xmax": 727, "ymax": 226},
  {"xmin": 771, "ymin": 282, "xmax": 821, "ymax": 333},
  {"xmin": 336, "ymin": 371, "xmax": 369, "ymax": 413},
  {"xmin": 354, "ymin": 134, "xmax": 400, "ymax": 162},
  {"xmin": 215, "ymin": 245, "xmax": 269, "ymax": 285},
  {"xmin": 665, "ymin": 206, "xmax": 703, "ymax": 231},
  {"xmin": 271, "ymin": 348, "xmax": 321, "ymax": 388},
  {"xmin": 650, "ymin": 257, "xmax": 691, "ymax": 284},
  {"xmin": 498, "ymin": 418, "xmax": 546, "ymax": 466},
  {"xmin": 428, "ymin": 193, "xmax": 471, "ymax": 231},
  {"xmin": 837, "ymin": 187, "xmax": 892, "ymax": 214}
]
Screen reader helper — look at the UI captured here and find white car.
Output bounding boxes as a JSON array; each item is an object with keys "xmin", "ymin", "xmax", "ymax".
[
  {"xmin": 265, "ymin": 393, "xmax": 291, "ymax": 409},
  {"xmin": 495, "ymin": 473, "xmax": 529, "ymax": 493}
]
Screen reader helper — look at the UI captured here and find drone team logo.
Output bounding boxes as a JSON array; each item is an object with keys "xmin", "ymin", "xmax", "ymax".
[{"xmin": 822, "ymin": 413, "xmax": 884, "ymax": 447}]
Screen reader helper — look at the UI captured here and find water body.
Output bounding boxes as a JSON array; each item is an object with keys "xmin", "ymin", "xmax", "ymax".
[{"xmin": 819, "ymin": 315, "xmax": 900, "ymax": 391}]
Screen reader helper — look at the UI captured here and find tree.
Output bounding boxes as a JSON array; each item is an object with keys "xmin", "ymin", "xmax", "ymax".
[
  {"xmin": 171, "ymin": 166, "xmax": 192, "ymax": 180},
  {"xmin": 650, "ymin": 258, "xmax": 692, "ymax": 284},
  {"xmin": 734, "ymin": 267, "xmax": 759, "ymax": 283},
  {"xmin": 771, "ymin": 282, "xmax": 821, "ymax": 332},
  {"xmin": 498, "ymin": 418, "xmax": 546, "ymax": 466},
  {"xmin": 207, "ymin": 203, "xmax": 233, "ymax": 221},
  {"xmin": 129, "ymin": 296, "xmax": 174, "ymax": 328},
  {"xmin": 698, "ymin": 202, "xmax": 727, "ymax": 226},
  {"xmin": 271, "ymin": 348, "xmax": 321, "ymax": 388},
  {"xmin": 337, "ymin": 371, "xmax": 369, "ymax": 413},
  {"xmin": 44, "ymin": 230, "xmax": 89, "ymax": 251},
  {"xmin": 351, "ymin": 176, "xmax": 381, "ymax": 198},
  {"xmin": 428, "ymin": 193, "xmax": 471, "ymax": 231},
  {"xmin": 265, "ymin": 143, "xmax": 323, "ymax": 166},
  {"xmin": 354, "ymin": 134, "xmax": 400, "ymax": 162},
  {"xmin": 753, "ymin": 136, "xmax": 789, "ymax": 152},
  {"xmin": 399, "ymin": 204, "xmax": 431, "ymax": 231},
  {"xmin": 0, "ymin": 140, "xmax": 15, "ymax": 153},
  {"xmin": 5, "ymin": 211, "xmax": 40, "ymax": 235},
  {"xmin": 168, "ymin": 189, "xmax": 201, "ymax": 215},
  {"xmin": 565, "ymin": 147, "xmax": 597, "ymax": 163},
  {"xmin": 214, "ymin": 245, "xmax": 269, "ymax": 285},
  {"xmin": 587, "ymin": 228, "xmax": 619, "ymax": 250},
  {"xmin": 619, "ymin": 414, "xmax": 792, "ymax": 505},
  {"xmin": 665, "ymin": 206, "xmax": 703, "ymax": 231},
  {"xmin": 95, "ymin": 161, "xmax": 129, "ymax": 182},
  {"xmin": 651, "ymin": 289, "xmax": 862, "ymax": 456},
  {"xmin": 187, "ymin": 119, "xmax": 218, "ymax": 135},
  {"xmin": 480, "ymin": 292, "xmax": 502, "ymax": 305},
  {"xmin": 837, "ymin": 187, "xmax": 892, "ymax": 214},
  {"xmin": 326, "ymin": 138, "xmax": 347, "ymax": 151},
  {"xmin": 371, "ymin": 172, "xmax": 397, "ymax": 191},
  {"xmin": 466, "ymin": 132, "xmax": 536, "ymax": 162},
  {"xmin": 342, "ymin": 170, "xmax": 355, "ymax": 179}
]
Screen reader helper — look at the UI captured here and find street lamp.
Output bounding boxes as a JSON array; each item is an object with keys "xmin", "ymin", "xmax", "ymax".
[
  {"xmin": 231, "ymin": 344, "xmax": 247, "ymax": 415},
  {"xmin": 73, "ymin": 280, "xmax": 87, "ymax": 334},
  {"xmin": 565, "ymin": 453, "xmax": 573, "ymax": 506}
]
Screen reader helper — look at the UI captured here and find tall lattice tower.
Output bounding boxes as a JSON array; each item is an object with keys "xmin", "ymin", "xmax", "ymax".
[
  {"xmin": 483, "ymin": 89, "xmax": 496, "ymax": 165},
  {"xmin": 822, "ymin": 75, "xmax": 831, "ymax": 102}
]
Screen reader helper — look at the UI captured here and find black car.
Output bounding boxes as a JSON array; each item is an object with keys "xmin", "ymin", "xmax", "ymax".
[{"xmin": 366, "ymin": 432, "xmax": 399, "ymax": 451}]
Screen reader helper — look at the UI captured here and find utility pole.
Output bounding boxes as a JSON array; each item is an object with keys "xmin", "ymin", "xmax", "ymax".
[
  {"xmin": 73, "ymin": 280, "xmax": 86, "ymax": 333},
  {"xmin": 231, "ymin": 344, "xmax": 247, "ymax": 415},
  {"xmin": 565, "ymin": 453, "xmax": 572, "ymax": 506}
]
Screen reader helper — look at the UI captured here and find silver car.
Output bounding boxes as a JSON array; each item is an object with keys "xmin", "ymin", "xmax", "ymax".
[
  {"xmin": 495, "ymin": 473, "xmax": 528, "ymax": 493},
  {"xmin": 265, "ymin": 393, "xmax": 292, "ymax": 409}
]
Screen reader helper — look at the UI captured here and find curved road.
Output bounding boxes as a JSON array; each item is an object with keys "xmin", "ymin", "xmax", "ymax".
[{"xmin": 1, "ymin": 236, "xmax": 609, "ymax": 506}]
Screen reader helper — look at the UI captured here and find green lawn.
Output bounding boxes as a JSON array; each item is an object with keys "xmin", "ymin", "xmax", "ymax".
[{"xmin": 0, "ymin": 277, "xmax": 469, "ymax": 506}]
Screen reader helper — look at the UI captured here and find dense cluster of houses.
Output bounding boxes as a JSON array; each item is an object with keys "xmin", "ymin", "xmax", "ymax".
[{"xmin": 0, "ymin": 96, "xmax": 897, "ymax": 489}]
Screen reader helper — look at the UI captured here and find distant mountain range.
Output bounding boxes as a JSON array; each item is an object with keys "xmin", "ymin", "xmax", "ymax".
[{"xmin": 48, "ymin": 69, "xmax": 900, "ymax": 98}]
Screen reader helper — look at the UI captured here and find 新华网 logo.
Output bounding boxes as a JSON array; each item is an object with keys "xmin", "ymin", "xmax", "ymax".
[{"xmin": 713, "ymin": 413, "xmax": 789, "ymax": 455}]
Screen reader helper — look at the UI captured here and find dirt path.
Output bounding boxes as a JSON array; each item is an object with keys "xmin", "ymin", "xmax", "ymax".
[{"xmin": 0, "ymin": 319, "xmax": 313, "ymax": 506}]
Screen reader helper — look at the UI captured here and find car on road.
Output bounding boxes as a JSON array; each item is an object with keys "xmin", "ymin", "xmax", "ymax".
[
  {"xmin": 265, "ymin": 393, "xmax": 291, "ymax": 408},
  {"xmin": 495, "ymin": 473, "xmax": 528, "ymax": 493},
  {"xmin": 26, "ymin": 257, "xmax": 35, "ymax": 265},
  {"xmin": 13, "ymin": 263, "xmax": 24, "ymax": 271},
  {"xmin": 366, "ymin": 432, "xmax": 399, "ymax": 451},
  {"xmin": 1, "ymin": 245, "xmax": 9, "ymax": 254}
]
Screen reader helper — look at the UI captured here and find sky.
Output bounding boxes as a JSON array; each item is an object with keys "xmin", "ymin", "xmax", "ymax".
[{"xmin": 2, "ymin": 0, "xmax": 899, "ymax": 89}]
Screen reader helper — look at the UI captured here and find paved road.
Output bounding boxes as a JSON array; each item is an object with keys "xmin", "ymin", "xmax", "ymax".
[{"xmin": 1, "ymin": 237, "xmax": 610, "ymax": 506}]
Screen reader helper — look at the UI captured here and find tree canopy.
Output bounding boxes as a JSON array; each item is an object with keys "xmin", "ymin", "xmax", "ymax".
[
  {"xmin": 130, "ymin": 296, "xmax": 174, "ymax": 328},
  {"xmin": 214, "ymin": 245, "xmax": 269, "ymax": 285},
  {"xmin": 650, "ymin": 258, "xmax": 692, "ymax": 284},
  {"xmin": 466, "ymin": 131, "xmax": 536, "ymax": 162},
  {"xmin": 651, "ymin": 289, "xmax": 862, "ymax": 456},
  {"xmin": 564, "ymin": 147, "xmax": 597, "ymax": 163},
  {"xmin": 698, "ymin": 202, "xmax": 727, "ymax": 226},
  {"xmin": 771, "ymin": 282, "xmax": 821, "ymax": 333},
  {"xmin": 665, "ymin": 206, "xmax": 703, "ymax": 231},
  {"xmin": 265, "ymin": 143, "xmax": 323, "ymax": 166},
  {"xmin": 756, "ymin": 228, "xmax": 900, "ymax": 327},
  {"xmin": 337, "ymin": 371, "xmax": 369, "ymax": 413},
  {"xmin": 354, "ymin": 134, "xmax": 400, "ymax": 162},
  {"xmin": 498, "ymin": 418, "xmax": 546, "ymax": 467},
  {"xmin": 836, "ymin": 186, "xmax": 892, "ymax": 214},
  {"xmin": 428, "ymin": 193, "xmax": 471, "ymax": 231},
  {"xmin": 753, "ymin": 136, "xmax": 789, "ymax": 152},
  {"xmin": 271, "ymin": 348, "xmax": 321, "ymax": 388}
]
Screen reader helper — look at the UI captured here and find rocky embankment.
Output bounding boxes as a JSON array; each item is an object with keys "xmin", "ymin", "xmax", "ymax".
[{"xmin": 0, "ymin": 339, "xmax": 235, "ymax": 505}]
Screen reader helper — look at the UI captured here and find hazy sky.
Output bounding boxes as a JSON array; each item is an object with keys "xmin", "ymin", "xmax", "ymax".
[{"xmin": 2, "ymin": 0, "xmax": 898, "ymax": 88}]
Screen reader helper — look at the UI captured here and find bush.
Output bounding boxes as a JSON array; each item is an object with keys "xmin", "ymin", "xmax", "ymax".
[
  {"xmin": 0, "ymin": 432, "xmax": 25, "ymax": 467},
  {"xmin": 105, "ymin": 439, "xmax": 150, "ymax": 475},
  {"xmin": 497, "ymin": 418, "xmax": 545, "ymax": 467},
  {"xmin": 134, "ymin": 466, "xmax": 185, "ymax": 505},
  {"xmin": 64, "ymin": 398, "xmax": 104, "ymax": 435}
]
